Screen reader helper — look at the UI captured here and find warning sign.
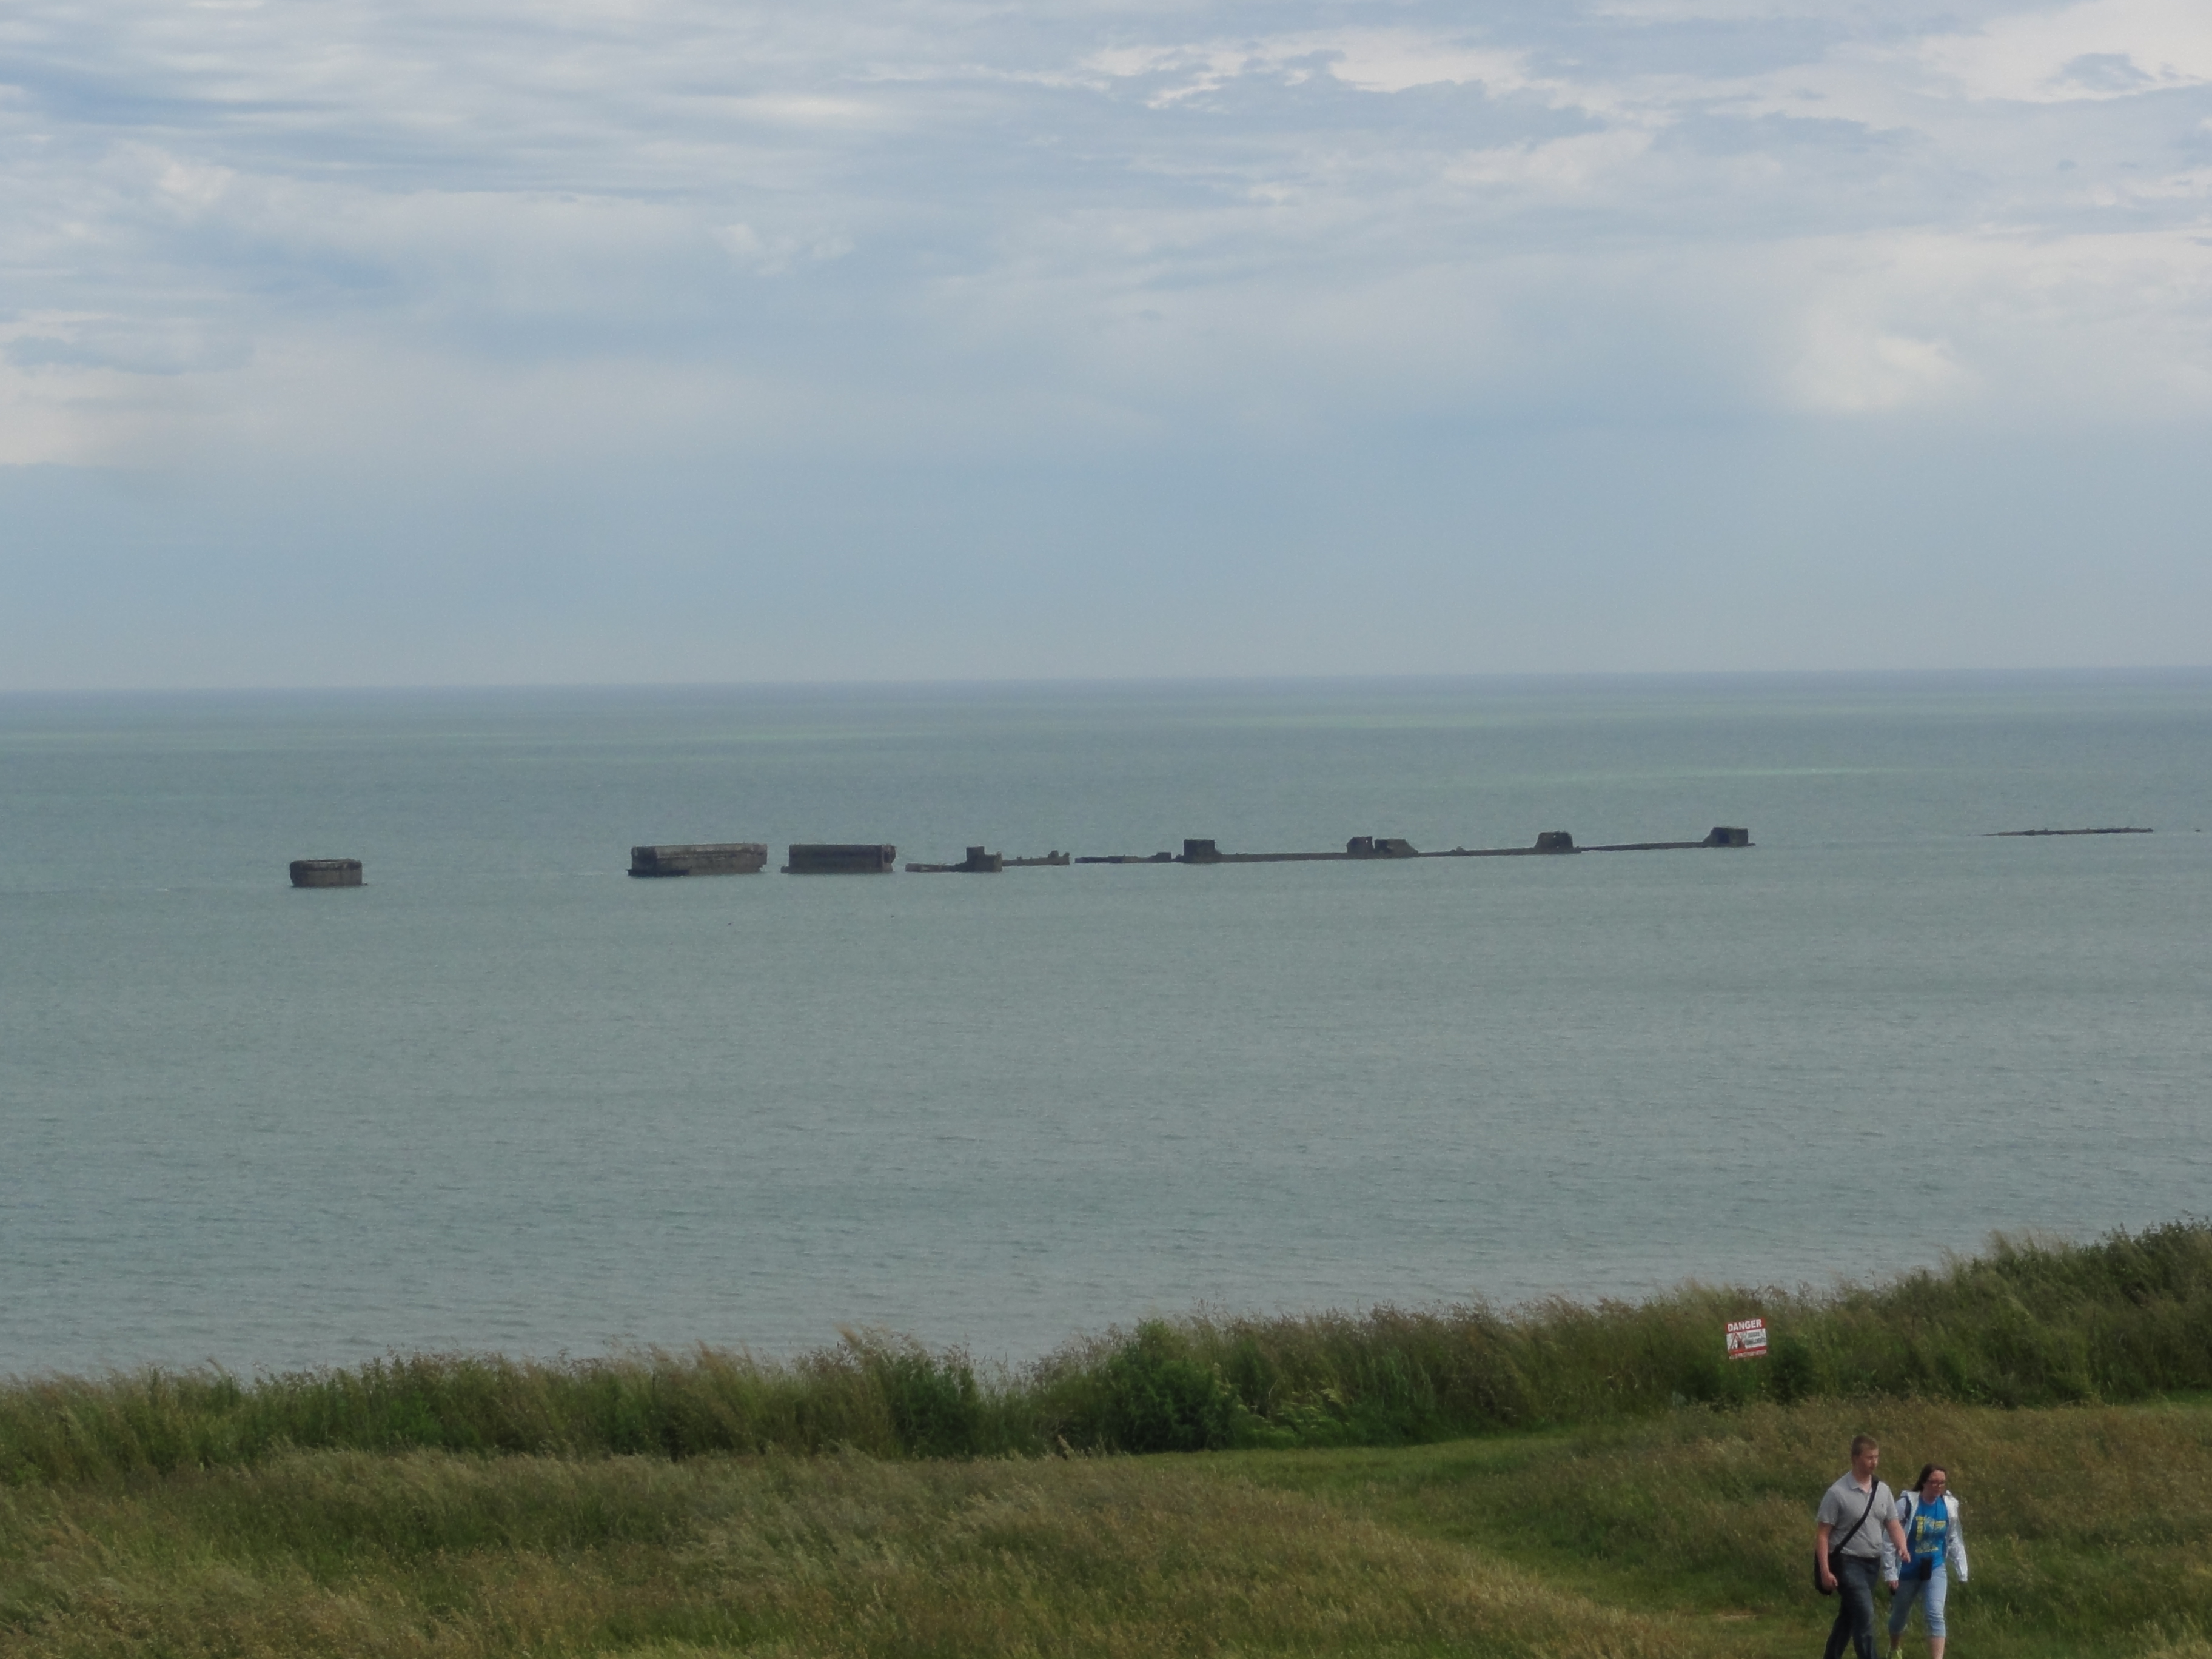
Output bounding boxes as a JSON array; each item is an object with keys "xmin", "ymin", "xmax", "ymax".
[{"xmin": 1726, "ymin": 1317, "xmax": 1769, "ymax": 1361}]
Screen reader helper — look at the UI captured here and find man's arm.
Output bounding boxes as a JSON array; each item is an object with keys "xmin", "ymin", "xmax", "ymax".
[
  {"xmin": 1815, "ymin": 1521, "xmax": 1834, "ymax": 1589},
  {"xmin": 1886, "ymin": 1516, "xmax": 1909, "ymax": 1586}
]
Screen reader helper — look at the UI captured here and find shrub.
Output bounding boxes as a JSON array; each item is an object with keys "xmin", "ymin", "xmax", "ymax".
[
  {"xmin": 8, "ymin": 1222, "xmax": 2212, "ymax": 1483},
  {"xmin": 1093, "ymin": 1323, "xmax": 1243, "ymax": 1453}
]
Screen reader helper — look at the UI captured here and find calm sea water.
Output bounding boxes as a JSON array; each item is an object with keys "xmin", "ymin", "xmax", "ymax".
[{"xmin": 2, "ymin": 674, "xmax": 2207, "ymax": 1375}]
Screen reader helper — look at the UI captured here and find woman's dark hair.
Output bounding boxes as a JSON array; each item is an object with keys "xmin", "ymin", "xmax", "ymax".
[{"xmin": 1912, "ymin": 1464, "xmax": 1946, "ymax": 1495}]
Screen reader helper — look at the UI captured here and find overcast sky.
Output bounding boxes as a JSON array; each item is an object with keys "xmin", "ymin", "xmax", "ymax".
[{"xmin": 3, "ymin": 0, "xmax": 2209, "ymax": 687}]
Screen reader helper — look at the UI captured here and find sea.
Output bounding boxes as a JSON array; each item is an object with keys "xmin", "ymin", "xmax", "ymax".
[{"xmin": 2, "ymin": 672, "xmax": 2207, "ymax": 1377}]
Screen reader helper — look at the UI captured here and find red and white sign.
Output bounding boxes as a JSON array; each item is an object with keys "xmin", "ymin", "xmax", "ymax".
[{"xmin": 1725, "ymin": 1317, "xmax": 1769, "ymax": 1360}]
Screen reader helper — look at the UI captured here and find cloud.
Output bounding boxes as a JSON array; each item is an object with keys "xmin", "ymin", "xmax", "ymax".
[
  {"xmin": 4, "ymin": 0, "xmax": 2212, "ymax": 682},
  {"xmin": 1919, "ymin": 0, "xmax": 2212, "ymax": 102}
]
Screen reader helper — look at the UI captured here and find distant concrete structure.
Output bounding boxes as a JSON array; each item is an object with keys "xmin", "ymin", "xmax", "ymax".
[
  {"xmin": 1587, "ymin": 826, "xmax": 1755, "ymax": 852},
  {"xmin": 1108, "ymin": 826, "xmax": 1750, "ymax": 863},
  {"xmin": 290, "ymin": 859, "xmax": 362, "ymax": 888},
  {"xmin": 906, "ymin": 846, "xmax": 1005, "ymax": 873},
  {"xmin": 628, "ymin": 843, "xmax": 768, "ymax": 876},
  {"xmin": 1178, "ymin": 836, "xmax": 1421, "ymax": 863},
  {"xmin": 1005, "ymin": 851, "xmax": 1070, "ymax": 866},
  {"xmin": 784, "ymin": 843, "xmax": 897, "ymax": 874}
]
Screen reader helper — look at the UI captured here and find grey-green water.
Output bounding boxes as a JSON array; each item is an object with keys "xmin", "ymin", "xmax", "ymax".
[{"xmin": 2, "ymin": 674, "xmax": 2206, "ymax": 1373}]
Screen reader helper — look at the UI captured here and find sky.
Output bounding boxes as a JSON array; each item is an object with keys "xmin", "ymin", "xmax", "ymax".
[{"xmin": 2, "ymin": 0, "xmax": 2210, "ymax": 688}]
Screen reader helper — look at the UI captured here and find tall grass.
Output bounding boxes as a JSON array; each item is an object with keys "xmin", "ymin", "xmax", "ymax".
[
  {"xmin": 6, "ymin": 1222, "xmax": 2209, "ymax": 1484},
  {"xmin": 8, "ymin": 1399, "xmax": 2210, "ymax": 1656}
]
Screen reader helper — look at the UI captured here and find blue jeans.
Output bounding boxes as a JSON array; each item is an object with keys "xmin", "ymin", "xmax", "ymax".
[
  {"xmin": 1889, "ymin": 1563, "xmax": 1949, "ymax": 1639},
  {"xmin": 1823, "ymin": 1555, "xmax": 1882, "ymax": 1659}
]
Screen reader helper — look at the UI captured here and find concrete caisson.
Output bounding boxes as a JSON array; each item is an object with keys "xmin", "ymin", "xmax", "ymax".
[
  {"xmin": 783, "ymin": 843, "xmax": 897, "ymax": 874},
  {"xmin": 290, "ymin": 859, "xmax": 363, "ymax": 888},
  {"xmin": 629, "ymin": 843, "xmax": 769, "ymax": 876}
]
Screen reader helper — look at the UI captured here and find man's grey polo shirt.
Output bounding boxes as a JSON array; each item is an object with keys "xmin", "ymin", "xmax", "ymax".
[{"xmin": 1818, "ymin": 1472, "xmax": 1897, "ymax": 1559}]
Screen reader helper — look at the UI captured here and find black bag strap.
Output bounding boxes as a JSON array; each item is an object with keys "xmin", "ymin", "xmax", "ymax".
[{"xmin": 1834, "ymin": 1480, "xmax": 1880, "ymax": 1557}]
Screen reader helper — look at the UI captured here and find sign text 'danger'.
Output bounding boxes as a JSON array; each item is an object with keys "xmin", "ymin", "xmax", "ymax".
[{"xmin": 1725, "ymin": 1317, "xmax": 1768, "ymax": 1360}]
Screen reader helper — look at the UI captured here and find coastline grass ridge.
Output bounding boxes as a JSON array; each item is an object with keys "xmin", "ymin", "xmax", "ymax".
[{"xmin": 5, "ymin": 1222, "xmax": 2209, "ymax": 1486}]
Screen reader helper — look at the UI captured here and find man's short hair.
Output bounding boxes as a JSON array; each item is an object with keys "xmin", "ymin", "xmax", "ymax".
[{"xmin": 1851, "ymin": 1434, "xmax": 1879, "ymax": 1458}]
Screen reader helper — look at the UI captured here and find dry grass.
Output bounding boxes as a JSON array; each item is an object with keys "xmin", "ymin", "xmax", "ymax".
[
  {"xmin": 5, "ymin": 1398, "xmax": 2210, "ymax": 1656},
  {"xmin": 0, "ymin": 1449, "xmax": 1730, "ymax": 1658}
]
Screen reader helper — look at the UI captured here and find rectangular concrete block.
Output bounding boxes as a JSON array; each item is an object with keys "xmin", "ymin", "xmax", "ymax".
[
  {"xmin": 629, "ymin": 843, "xmax": 769, "ymax": 876},
  {"xmin": 290, "ymin": 859, "xmax": 363, "ymax": 888},
  {"xmin": 783, "ymin": 843, "xmax": 897, "ymax": 874}
]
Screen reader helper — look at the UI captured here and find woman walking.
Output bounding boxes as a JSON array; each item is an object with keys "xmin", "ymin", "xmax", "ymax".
[{"xmin": 1885, "ymin": 1463, "xmax": 1968, "ymax": 1657}]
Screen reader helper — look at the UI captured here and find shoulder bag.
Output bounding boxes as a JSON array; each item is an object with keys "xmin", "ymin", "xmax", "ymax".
[{"xmin": 1815, "ymin": 1481, "xmax": 1880, "ymax": 1596}]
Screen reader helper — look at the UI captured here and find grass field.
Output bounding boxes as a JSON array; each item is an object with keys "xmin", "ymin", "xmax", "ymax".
[
  {"xmin": 8, "ymin": 1227, "xmax": 2212, "ymax": 1654},
  {"xmin": 4, "ymin": 1395, "xmax": 2210, "ymax": 1657}
]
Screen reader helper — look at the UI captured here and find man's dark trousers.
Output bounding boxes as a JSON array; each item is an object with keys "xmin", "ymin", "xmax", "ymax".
[{"xmin": 1822, "ymin": 1555, "xmax": 1882, "ymax": 1659}]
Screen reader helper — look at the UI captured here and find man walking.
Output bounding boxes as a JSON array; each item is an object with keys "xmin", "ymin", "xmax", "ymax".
[{"xmin": 1817, "ymin": 1434, "xmax": 1912, "ymax": 1659}]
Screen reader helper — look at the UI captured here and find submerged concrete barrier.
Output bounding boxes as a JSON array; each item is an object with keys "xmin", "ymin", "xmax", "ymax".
[
  {"xmin": 784, "ymin": 843, "xmax": 897, "ymax": 874},
  {"xmin": 628, "ymin": 843, "xmax": 768, "ymax": 876},
  {"xmin": 1175, "ymin": 837, "xmax": 1366, "ymax": 864},
  {"xmin": 1430, "ymin": 831, "xmax": 1580, "ymax": 857},
  {"xmin": 290, "ymin": 859, "xmax": 363, "ymax": 888},
  {"xmin": 1587, "ymin": 826, "xmax": 1756, "ymax": 852},
  {"xmin": 1078, "ymin": 826, "xmax": 1749, "ymax": 865},
  {"xmin": 1178, "ymin": 831, "xmax": 1588, "ymax": 862}
]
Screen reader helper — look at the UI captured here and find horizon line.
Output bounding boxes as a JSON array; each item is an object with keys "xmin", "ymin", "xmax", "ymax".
[{"xmin": 6, "ymin": 664, "xmax": 2212, "ymax": 699}]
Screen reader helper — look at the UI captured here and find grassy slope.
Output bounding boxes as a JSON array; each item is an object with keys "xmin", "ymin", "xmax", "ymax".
[{"xmin": 6, "ymin": 1398, "xmax": 2212, "ymax": 1657}]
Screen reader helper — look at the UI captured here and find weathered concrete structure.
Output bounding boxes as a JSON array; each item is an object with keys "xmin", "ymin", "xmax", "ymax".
[
  {"xmin": 1987, "ymin": 826, "xmax": 2152, "ymax": 837},
  {"xmin": 628, "ymin": 843, "xmax": 768, "ymax": 876},
  {"xmin": 1005, "ymin": 851, "xmax": 1071, "ymax": 866},
  {"xmin": 1086, "ymin": 826, "xmax": 1750, "ymax": 865},
  {"xmin": 1430, "ymin": 831, "xmax": 1581, "ymax": 857},
  {"xmin": 290, "ymin": 859, "xmax": 363, "ymax": 888},
  {"xmin": 783, "ymin": 843, "xmax": 897, "ymax": 874},
  {"xmin": 1175, "ymin": 836, "xmax": 1424, "ymax": 864},
  {"xmin": 1586, "ymin": 826, "xmax": 1754, "ymax": 852},
  {"xmin": 906, "ymin": 846, "xmax": 1006, "ymax": 873}
]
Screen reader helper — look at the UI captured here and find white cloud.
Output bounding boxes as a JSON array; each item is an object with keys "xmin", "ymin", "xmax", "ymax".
[
  {"xmin": 1445, "ymin": 130, "xmax": 1657, "ymax": 194},
  {"xmin": 3, "ymin": 0, "xmax": 2212, "ymax": 477},
  {"xmin": 1790, "ymin": 323, "xmax": 1969, "ymax": 412},
  {"xmin": 1920, "ymin": 0, "xmax": 2212, "ymax": 102}
]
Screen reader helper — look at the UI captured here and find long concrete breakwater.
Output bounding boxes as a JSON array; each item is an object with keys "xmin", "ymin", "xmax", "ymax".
[
  {"xmin": 1161, "ymin": 827, "xmax": 1752, "ymax": 863},
  {"xmin": 284, "ymin": 821, "xmax": 2165, "ymax": 885},
  {"xmin": 611, "ymin": 827, "xmax": 1755, "ymax": 877}
]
